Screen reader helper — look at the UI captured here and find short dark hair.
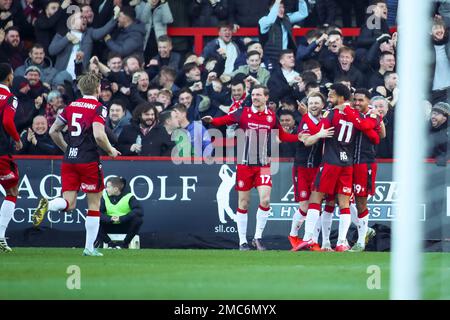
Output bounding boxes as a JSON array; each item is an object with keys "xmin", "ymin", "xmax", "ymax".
[
  {"xmin": 305, "ymin": 82, "xmax": 320, "ymax": 92},
  {"xmin": 330, "ymin": 83, "xmax": 351, "ymax": 101},
  {"xmin": 302, "ymin": 59, "xmax": 321, "ymax": 71},
  {"xmin": 384, "ymin": 71, "xmax": 397, "ymax": 80},
  {"xmin": 5, "ymin": 26, "xmax": 20, "ymax": 35},
  {"xmin": 217, "ymin": 21, "xmax": 233, "ymax": 30},
  {"xmin": 148, "ymin": 83, "xmax": 161, "ymax": 91},
  {"xmin": 30, "ymin": 43, "xmax": 45, "ymax": 52},
  {"xmin": 157, "ymin": 35, "xmax": 172, "ymax": 43},
  {"xmin": 110, "ymin": 99, "xmax": 127, "ymax": 112},
  {"xmin": 327, "ymin": 30, "xmax": 342, "ymax": 38},
  {"xmin": 230, "ymin": 77, "xmax": 245, "ymax": 88},
  {"xmin": 0, "ymin": 63, "xmax": 13, "ymax": 83},
  {"xmin": 121, "ymin": 6, "xmax": 135, "ymax": 20},
  {"xmin": 301, "ymin": 71, "xmax": 318, "ymax": 85},
  {"xmin": 178, "ymin": 87, "xmax": 193, "ymax": 97},
  {"xmin": 171, "ymin": 103, "xmax": 187, "ymax": 113},
  {"xmin": 107, "ymin": 52, "xmax": 122, "ymax": 61},
  {"xmin": 279, "ymin": 49, "xmax": 294, "ymax": 60},
  {"xmin": 278, "ymin": 109, "xmax": 295, "ymax": 119},
  {"xmin": 354, "ymin": 88, "xmax": 371, "ymax": 99},
  {"xmin": 380, "ymin": 51, "xmax": 395, "ymax": 61},
  {"xmin": 106, "ymin": 176, "xmax": 125, "ymax": 191},
  {"xmin": 183, "ymin": 62, "xmax": 199, "ymax": 75},
  {"xmin": 159, "ymin": 109, "xmax": 174, "ymax": 125},
  {"xmin": 247, "ymin": 50, "xmax": 261, "ymax": 59}
]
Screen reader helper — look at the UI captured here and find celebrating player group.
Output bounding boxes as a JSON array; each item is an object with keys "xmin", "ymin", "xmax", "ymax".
[{"xmin": 205, "ymin": 83, "xmax": 385, "ymax": 252}]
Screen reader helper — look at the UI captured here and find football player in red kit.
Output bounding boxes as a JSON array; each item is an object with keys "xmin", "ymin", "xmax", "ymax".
[
  {"xmin": 288, "ymin": 92, "xmax": 334, "ymax": 251},
  {"xmin": 0, "ymin": 63, "xmax": 23, "ymax": 252},
  {"xmin": 203, "ymin": 85, "xmax": 299, "ymax": 250},
  {"xmin": 32, "ymin": 73, "xmax": 120, "ymax": 256},
  {"xmin": 348, "ymin": 89, "xmax": 385, "ymax": 252},
  {"xmin": 296, "ymin": 84, "xmax": 381, "ymax": 252}
]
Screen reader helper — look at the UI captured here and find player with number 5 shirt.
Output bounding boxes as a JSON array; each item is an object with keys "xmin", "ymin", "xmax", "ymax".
[{"xmin": 32, "ymin": 73, "xmax": 120, "ymax": 256}]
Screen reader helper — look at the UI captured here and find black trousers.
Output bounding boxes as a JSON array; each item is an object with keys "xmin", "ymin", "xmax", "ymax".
[
  {"xmin": 336, "ymin": 0, "xmax": 369, "ymax": 27},
  {"xmin": 98, "ymin": 216, "xmax": 143, "ymax": 247}
]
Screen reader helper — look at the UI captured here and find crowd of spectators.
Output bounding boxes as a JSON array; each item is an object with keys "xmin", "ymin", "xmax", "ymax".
[{"xmin": 0, "ymin": 0, "xmax": 447, "ymax": 162}]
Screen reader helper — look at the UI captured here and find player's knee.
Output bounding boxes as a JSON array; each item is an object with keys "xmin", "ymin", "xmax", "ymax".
[
  {"xmin": 6, "ymin": 189, "xmax": 18, "ymax": 198},
  {"xmin": 260, "ymin": 198, "xmax": 270, "ymax": 208},
  {"xmin": 238, "ymin": 199, "xmax": 250, "ymax": 210},
  {"xmin": 356, "ymin": 203, "xmax": 366, "ymax": 213}
]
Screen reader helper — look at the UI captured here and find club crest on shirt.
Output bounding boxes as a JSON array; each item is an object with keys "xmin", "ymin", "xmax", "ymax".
[
  {"xmin": 300, "ymin": 191, "xmax": 308, "ymax": 199},
  {"xmin": 238, "ymin": 180, "xmax": 245, "ymax": 188},
  {"xmin": 266, "ymin": 115, "xmax": 273, "ymax": 123}
]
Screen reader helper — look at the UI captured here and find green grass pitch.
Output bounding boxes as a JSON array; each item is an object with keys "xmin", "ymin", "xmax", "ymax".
[{"xmin": 1, "ymin": 249, "xmax": 449, "ymax": 300}]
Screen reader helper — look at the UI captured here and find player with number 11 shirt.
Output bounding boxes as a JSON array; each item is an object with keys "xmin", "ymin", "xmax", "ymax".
[
  {"xmin": 296, "ymin": 84, "xmax": 381, "ymax": 252},
  {"xmin": 33, "ymin": 73, "xmax": 120, "ymax": 256}
]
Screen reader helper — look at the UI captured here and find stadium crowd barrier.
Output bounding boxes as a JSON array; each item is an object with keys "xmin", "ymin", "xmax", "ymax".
[
  {"xmin": 4, "ymin": 156, "xmax": 449, "ymax": 251},
  {"xmin": 167, "ymin": 27, "xmax": 398, "ymax": 55}
]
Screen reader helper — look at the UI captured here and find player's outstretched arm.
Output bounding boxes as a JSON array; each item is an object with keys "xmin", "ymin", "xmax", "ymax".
[
  {"xmin": 277, "ymin": 124, "xmax": 300, "ymax": 143},
  {"xmin": 49, "ymin": 117, "xmax": 68, "ymax": 153},
  {"xmin": 93, "ymin": 122, "xmax": 121, "ymax": 157},
  {"xmin": 202, "ymin": 113, "xmax": 238, "ymax": 127},
  {"xmin": 302, "ymin": 125, "xmax": 335, "ymax": 147}
]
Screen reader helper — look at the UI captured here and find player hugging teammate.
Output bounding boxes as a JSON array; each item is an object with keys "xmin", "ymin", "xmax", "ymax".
[{"xmin": 286, "ymin": 84, "xmax": 385, "ymax": 252}]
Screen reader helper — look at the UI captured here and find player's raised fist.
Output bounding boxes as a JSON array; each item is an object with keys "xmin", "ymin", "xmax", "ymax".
[{"xmin": 202, "ymin": 116, "xmax": 213, "ymax": 124}]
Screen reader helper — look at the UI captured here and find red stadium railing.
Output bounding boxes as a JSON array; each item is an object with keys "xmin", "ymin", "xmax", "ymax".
[{"xmin": 167, "ymin": 27, "xmax": 398, "ymax": 55}]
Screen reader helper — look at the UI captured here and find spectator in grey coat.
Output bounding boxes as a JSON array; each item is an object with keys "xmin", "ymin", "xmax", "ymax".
[
  {"xmin": 15, "ymin": 44, "xmax": 58, "ymax": 87},
  {"xmin": 104, "ymin": 6, "xmax": 146, "ymax": 58},
  {"xmin": 48, "ymin": 11, "xmax": 118, "ymax": 78},
  {"xmin": 134, "ymin": 0, "xmax": 173, "ymax": 62},
  {"xmin": 259, "ymin": 0, "xmax": 309, "ymax": 65},
  {"xmin": 107, "ymin": 99, "xmax": 132, "ymax": 139}
]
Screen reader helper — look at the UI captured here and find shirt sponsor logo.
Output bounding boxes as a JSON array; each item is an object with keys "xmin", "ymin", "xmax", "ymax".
[{"xmin": 81, "ymin": 183, "xmax": 97, "ymax": 191}]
